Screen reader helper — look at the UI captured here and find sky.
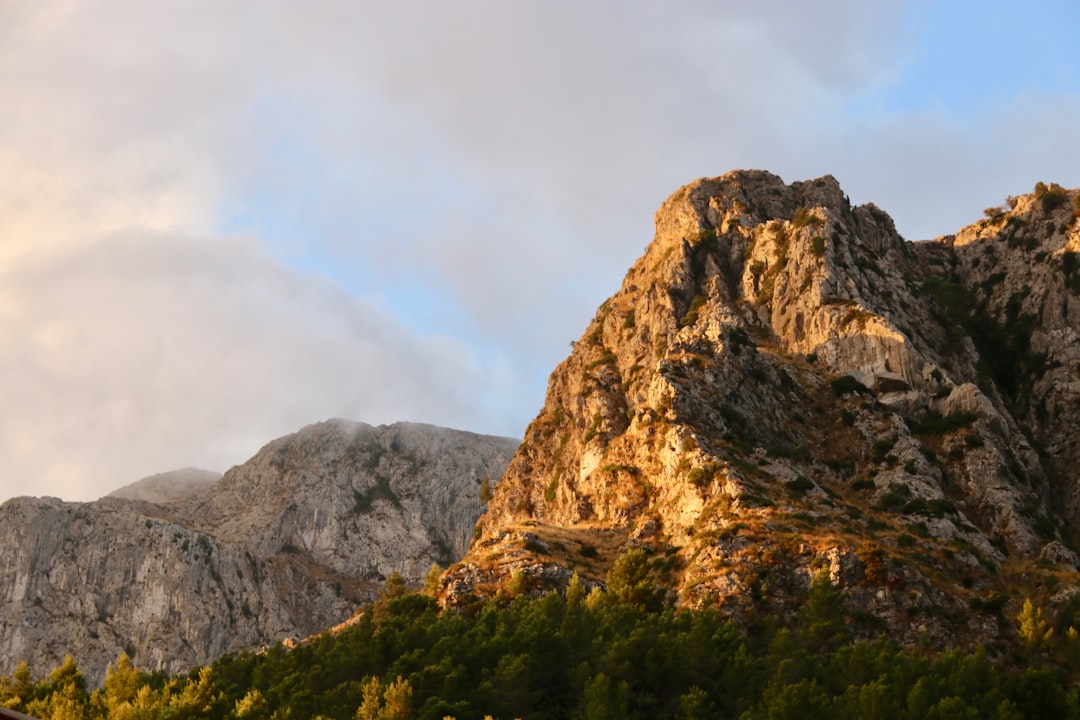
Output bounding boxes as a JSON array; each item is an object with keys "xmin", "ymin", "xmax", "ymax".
[{"xmin": 3, "ymin": 0, "xmax": 1080, "ymax": 504}]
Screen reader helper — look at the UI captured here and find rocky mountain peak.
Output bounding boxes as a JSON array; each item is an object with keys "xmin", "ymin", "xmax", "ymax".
[
  {"xmin": 0, "ymin": 420, "xmax": 516, "ymax": 685},
  {"xmin": 446, "ymin": 171, "xmax": 1080, "ymax": 648},
  {"xmin": 107, "ymin": 468, "xmax": 221, "ymax": 504}
]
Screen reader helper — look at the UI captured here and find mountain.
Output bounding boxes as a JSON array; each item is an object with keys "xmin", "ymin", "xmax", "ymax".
[
  {"xmin": 107, "ymin": 467, "xmax": 221, "ymax": 503},
  {"xmin": 0, "ymin": 420, "xmax": 517, "ymax": 685},
  {"xmin": 443, "ymin": 170, "xmax": 1080, "ymax": 647}
]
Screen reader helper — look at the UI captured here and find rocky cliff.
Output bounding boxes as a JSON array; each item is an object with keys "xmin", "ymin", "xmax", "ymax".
[
  {"xmin": 444, "ymin": 170, "xmax": 1080, "ymax": 648},
  {"xmin": 0, "ymin": 420, "xmax": 516, "ymax": 685}
]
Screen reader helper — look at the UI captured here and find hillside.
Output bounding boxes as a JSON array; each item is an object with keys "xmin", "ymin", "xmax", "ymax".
[
  {"xmin": 107, "ymin": 467, "xmax": 222, "ymax": 503},
  {"xmin": 0, "ymin": 420, "xmax": 517, "ymax": 685},
  {"xmin": 443, "ymin": 171, "xmax": 1080, "ymax": 647}
]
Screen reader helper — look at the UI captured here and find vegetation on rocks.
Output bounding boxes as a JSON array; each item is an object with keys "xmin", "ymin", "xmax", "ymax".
[{"xmin": 5, "ymin": 579, "xmax": 1080, "ymax": 719}]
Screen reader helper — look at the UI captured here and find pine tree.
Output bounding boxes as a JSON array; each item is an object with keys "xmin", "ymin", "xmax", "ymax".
[
  {"xmin": 423, "ymin": 563, "xmax": 443, "ymax": 596},
  {"xmin": 1017, "ymin": 597, "xmax": 1052, "ymax": 649},
  {"xmin": 380, "ymin": 571, "xmax": 407, "ymax": 601},
  {"xmin": 565, "ymin": 572, "xmax": 586, "ymax": 609},
  {"xmin": 606, "ymin": 548, "xmax": 662, "ymax": 611}
]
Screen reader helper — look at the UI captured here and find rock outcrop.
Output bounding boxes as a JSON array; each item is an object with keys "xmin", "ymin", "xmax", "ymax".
[
  {"xmin": 444, "ymin": 171, "xmax": 1080, "ymax": 649},
  {"xmin": 0, "ymin": 420, "xmax": 516, "ymax": 685}
]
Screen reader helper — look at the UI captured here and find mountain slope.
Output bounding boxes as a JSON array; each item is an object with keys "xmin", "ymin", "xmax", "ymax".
[
  {"xmin": 107, "ymin": 467, "xmax": 221, "ymax": 503},
  {"xmin": 444, "ymin": 170, "xmax": 1080, "ymax": 647},
  {"xmin": 0, "ymin": 420, "xmax": 516, "ymax": 685}
]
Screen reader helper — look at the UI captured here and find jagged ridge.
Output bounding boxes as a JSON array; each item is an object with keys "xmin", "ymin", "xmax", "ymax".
[{"xmin": 444, "ymin": 170, "xmax": 1080, "ymax": 649}]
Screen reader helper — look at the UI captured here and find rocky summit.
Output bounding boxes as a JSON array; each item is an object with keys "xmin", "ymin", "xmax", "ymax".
[
  {"xmin": 0, "ymin": 420, "xmax": 516, "ymax": 685},
  {"xmin": 443, "ymin": 170, "xmax": 1080, "ymax": 648}
]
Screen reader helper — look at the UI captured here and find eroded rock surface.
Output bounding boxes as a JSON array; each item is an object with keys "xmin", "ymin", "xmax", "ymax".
[
  {"xmin": 0, "ymin": 420, "xmax": 516, "ymax": 684},
  {"xmin": 444, "ymin": 171, "xmax": 1080, "ymax": 648}
]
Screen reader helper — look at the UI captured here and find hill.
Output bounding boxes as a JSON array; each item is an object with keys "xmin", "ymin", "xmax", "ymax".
[
  {"xmin": 0, "ymin": 420, "xmax": 516, "ymax": 685},
  {"xmin": 443, "ymin": 170, "xmax": 1080, "ymax": 648}
]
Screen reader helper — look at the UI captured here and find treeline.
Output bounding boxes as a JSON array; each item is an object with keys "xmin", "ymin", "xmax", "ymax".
[{"xmin": 2, "ymin": 561, "xmax": 1079, "ymax": 719}]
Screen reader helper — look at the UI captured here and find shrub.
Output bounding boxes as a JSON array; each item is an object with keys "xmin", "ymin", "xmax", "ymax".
[
  {"xmin": 583, "ymin": 414, "xmax": 603, "ymax": 443},
  {"xmin": 680, "ymin": 294, "xmax": 707, "ymax": 327},
  {"xmin": 871, "ymin": 436, "xmax": 897, "ymax": 463},
  {"xmin": 878, "ymin": 492, "xmax": 907, "ymax": 510},
  {"xmin": 544, "ymin": 477, "xmax": 558, "ymax": 503},
  {"xmin": 792, "ymin": 207, "xmax": 823, "ymax": 228},
  {"xmin": 830, "ymin": 375, "xmax": 867, "ymax": 396},
  {"xmin": 921, "ymin": 276, "xmax": 975, "ymax": 325},
  {"xmin": 902, "ymin": 498, "xmax": 929, "ymax": 516},
  {"xmin": 719, "ymin": 404, "xmax": 746, "ymax": 427},
  {"xmin": 857, "ymin": 542, "xmax": 886, "ymax": 584},
  {"xmin": 693, "ymin": 228, "xmax": 718, "ymax": 248},
  {"xmin": 786, "ymin": 476, "xmax": 815, "ymax": 493},
  {"xmin": 907, "ymin": 411, "xmax": 978, "ymax": 435},
  {"xmin": 687, "ymin": 467, "xmax": 707, "ymax": 486},
  {"xmin": 1035, "ymin": 181, "xmax": 1069, "ymax": 212}
]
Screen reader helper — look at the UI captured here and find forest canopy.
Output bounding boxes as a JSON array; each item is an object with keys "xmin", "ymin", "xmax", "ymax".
[{"xmin": 2, "ymin": 573, "xmax": 1079, "ymax": 719}]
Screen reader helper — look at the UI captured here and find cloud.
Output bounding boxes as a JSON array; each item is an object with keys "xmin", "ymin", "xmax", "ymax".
[{"xmin": 0, "ymin": 230, "xmax": 521, "ymax": 502}]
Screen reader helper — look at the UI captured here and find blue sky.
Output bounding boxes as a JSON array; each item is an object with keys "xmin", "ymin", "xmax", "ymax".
[{"xmin": 2, "ymin": 1, "xmax": 1080, "ymax": 503}]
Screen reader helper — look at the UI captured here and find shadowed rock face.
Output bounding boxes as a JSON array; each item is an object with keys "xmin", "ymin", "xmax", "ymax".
[
  {"xmin": 0, "ymin": 420, "xmax": 517, "ymax": 685},
  {"xmin": 444, "ymin": 170, "xmax": 1080, "ymax": 649}
]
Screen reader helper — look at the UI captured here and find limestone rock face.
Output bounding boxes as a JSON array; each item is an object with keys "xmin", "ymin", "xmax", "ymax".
[
  {"xmin": 0, "ymin": 420, "xmax": 516, "ymax": 685},
  {"xmin": 445, "ymin": 171, "xmax": 1080, "ymax": 648}
]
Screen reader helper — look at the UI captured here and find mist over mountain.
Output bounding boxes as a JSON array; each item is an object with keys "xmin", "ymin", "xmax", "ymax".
[{"xmin": 107, "ymin": 468, "xmax": 222, "ymax": 504}]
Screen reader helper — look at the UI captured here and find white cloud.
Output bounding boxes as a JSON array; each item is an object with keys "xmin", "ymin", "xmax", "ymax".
[{"xmin": 0, "ymin": 230, "xmax": 520, "ymax": 501}]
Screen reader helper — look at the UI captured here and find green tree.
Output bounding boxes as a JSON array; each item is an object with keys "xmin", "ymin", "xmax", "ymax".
[
  {"xmin": 578, "ymin": 673, "xmax": 630, "ymax": 720},
  {"xmin": 381, "ymin": 676, "xmax": 413, "ymax": 720},
  {"xmin": 506, "ymin": 568, "xmax": 527, "ymax": 597},
  {"xmin": 423, "ymin": 563, "xmax": 443, "ymax": 596},
  {"xmin": 0, "ymin": 661, "xmax": 34, "ymax": 710},
  {"xmin": 27, "ymin": 682, "xmax": 89, "ymax": 720},
  {"xmin": 678, "ymin": 685, "xmax": 715, "ymax": 720},
  {"xmin": 355, "ymin": 676, "xmax": 412, "ymax": 720},
  {"xmin": 1017, "ymin": 598, "xmax": 1052, "ymax": 649},
  {"xmin": 23, "ymin": 656, "xmax": 89, "ymax": 720},
  {"xmin": 565, "ymin": 572, "xmax": 586, "ymax": 609},
  {"xmin": 798, "ymin": 571, "xmax": 846, "ymax": 653},
  {"xmin": 100, "ymin": 653, "xmax": 141, "ymax": 716},
  {"xmin": 163, "ymin": 666, "xmax": 224, "ymax": 720},
  {"xmin": 235, "ymin": 688, "xmax": 270, "ymax": 720},
  {"xmin": 606, "ymin": 548, "xmax": 663, "ymax": 611},
  {"xmin": 380, "ymin": 572, "xmax": 407, "ymax": 602}
]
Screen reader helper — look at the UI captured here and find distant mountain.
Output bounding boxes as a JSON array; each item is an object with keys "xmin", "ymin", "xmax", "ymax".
[
  {"xmin": 107, "ymin": 467, "xmax": 221, "ymax": 503},
  {"xmin": 444, "ymin": 170, "xmax": 1080, "ymax": 649},
  {"xmin": 0, "ymin": 420, "xmax": 517, "ymax": 685}
]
